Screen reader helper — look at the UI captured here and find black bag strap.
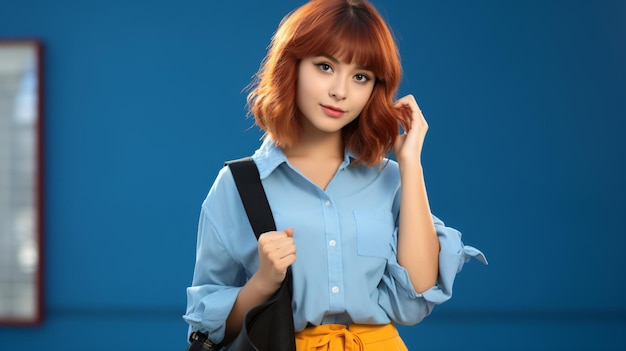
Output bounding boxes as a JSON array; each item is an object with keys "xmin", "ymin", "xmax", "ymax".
[
  {"xmin": 226, "ymin": 157, "xmax": 277, "ymax": 237},
  {"xmin": 225, "ymin": 157, "xmax": 295, "ymax": 351}
]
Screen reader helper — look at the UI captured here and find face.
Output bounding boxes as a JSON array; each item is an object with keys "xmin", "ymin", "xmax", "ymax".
[{"xmin": 296, "ymin": 55, "xmax": 376, "ymax": 136}]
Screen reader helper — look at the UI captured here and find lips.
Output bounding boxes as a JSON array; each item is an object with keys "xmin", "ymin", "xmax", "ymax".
[{"xmin": 320, "ymin": 104, "xmax": 346, "ymax": 118}]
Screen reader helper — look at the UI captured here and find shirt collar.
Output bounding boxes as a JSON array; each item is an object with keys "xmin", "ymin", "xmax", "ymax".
[{"xmin": 252, "ymin": 138, "xmax": 356, "ymax": 180}]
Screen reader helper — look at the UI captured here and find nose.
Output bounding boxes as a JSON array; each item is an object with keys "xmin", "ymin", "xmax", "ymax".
[{"xmin": 329, "ymin": 77, "xmax": 347, "ymax": 100}]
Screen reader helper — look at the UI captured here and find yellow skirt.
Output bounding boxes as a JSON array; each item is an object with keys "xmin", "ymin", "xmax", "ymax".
[{"xmin": 295, "ymin": 323, "xmax": 408, "ymax": 351}]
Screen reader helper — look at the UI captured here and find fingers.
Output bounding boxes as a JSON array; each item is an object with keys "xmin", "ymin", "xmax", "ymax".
[
  {"xmin": 393, "ymin": 94, "xmax": 420, "ymax": 113},
  {"xmin": 395, "ymin": 94, "xmax": 424, "ymax": 117},
  {"xmin": 284, "ymin": 227, "xmax": 294, "ymax": 237},
  {"xmin": 393, "ymin": 94, "xmax": 428, "ymax": 164},
  {"xmin": 257, "ymin": 229, "xmax": 297, "ymax": 278},
  {"xmin": 258, "ymin": 229, "xmax": 295, "ymax": 253},
  {"xmin": 393, "ymin": 94, "xmax": 426, "ymax": 132}
]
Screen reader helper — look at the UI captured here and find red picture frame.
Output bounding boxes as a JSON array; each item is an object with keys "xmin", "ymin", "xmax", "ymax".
[{"xmin": 0, "ymin": 39, "xmax": 44, "ymax": 325}]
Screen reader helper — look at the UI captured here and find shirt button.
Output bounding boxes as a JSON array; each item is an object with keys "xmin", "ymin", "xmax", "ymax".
[
  {"xmin": 329, "ymin": 240, "xmax": 336, "ymax": 247},
  {"xmin": 331, "ymin": 286, "xmax": 339, "ymax": 294},
  {"xmin": 324, "ymin": 200, "xmax": 331, "ymax": 207}
]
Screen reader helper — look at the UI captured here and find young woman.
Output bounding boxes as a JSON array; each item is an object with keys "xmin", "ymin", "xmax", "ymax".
[{"xmin": 184, "ymin": 0, "xmax": 486, "ymax": 349}]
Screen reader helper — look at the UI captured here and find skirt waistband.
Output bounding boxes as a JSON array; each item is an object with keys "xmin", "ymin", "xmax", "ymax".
[{"xmin": 296, "ymin": 323, "xmax": 400, "ymax": 350}]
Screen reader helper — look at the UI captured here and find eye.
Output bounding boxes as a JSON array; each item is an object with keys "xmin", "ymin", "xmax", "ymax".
[
  {"xmin": 354, "ymin": 73, "xmax": 371, "ymax": 83},
  {"xmin": 316, "ymin": 62, "xmax": 333, "ymax": 73}
]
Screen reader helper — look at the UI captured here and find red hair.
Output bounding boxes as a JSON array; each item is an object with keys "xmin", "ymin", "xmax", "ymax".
[{"xmin": 247, "ymin": 0, "xmax": 409, "ymax": 165}]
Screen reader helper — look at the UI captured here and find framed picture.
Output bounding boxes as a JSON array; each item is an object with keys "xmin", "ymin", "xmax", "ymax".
[{"xmin": 0, "ymin": 39, "xmax": 44, "ymax": 325}]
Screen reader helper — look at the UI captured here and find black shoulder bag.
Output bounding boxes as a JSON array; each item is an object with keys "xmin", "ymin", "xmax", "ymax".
[{"xmin": 187, "ymin": 158, "xmax": 296, "ymax": 351}]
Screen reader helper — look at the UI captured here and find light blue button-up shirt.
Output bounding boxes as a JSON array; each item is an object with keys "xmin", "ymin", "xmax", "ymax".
[{"xmin": 184, "ymin": 138, "xmax": 486, "ymax": 343}]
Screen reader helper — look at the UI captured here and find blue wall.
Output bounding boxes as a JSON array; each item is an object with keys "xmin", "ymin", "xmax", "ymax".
[{"xmin": 1, "ymin": 0, "xmax": 625, "ymax": 349}]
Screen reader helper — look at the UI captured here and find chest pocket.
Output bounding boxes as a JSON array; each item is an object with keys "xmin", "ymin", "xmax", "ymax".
[{"xmin": 353, "ymin": 209, "xmax": 395, "ymax": 258}]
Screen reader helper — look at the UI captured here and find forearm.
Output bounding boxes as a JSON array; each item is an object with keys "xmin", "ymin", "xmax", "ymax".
[
  {"xmin": 223, "ymin": 273, "xmax": 277, "ymax": 343},
  {"xmin": 397, "ymin": 162, "xmax": 440, "ymax": 293}
]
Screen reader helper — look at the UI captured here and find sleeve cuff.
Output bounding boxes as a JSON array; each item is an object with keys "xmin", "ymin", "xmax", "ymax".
[
  {"xmin": 183, "ymin": 286, "xmax": 241, "ymax": 343},
  {"xmin": 388, "ymin": 215, "xmax": 487, "ymax": 304}
]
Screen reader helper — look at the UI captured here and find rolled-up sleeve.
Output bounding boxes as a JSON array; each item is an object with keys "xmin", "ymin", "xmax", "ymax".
[
  {"xmin": 379, "ymin": 214, "xmax": 487, "ymax": 325},
  {"xmin": 184, "ymin": 285, "xmax": 241, "ymax": 341},
  {"xmin": 183, "ymin": 167, "xmax": 253, "ymax": 343},
  {"xmin": 183, "ymin": 207, "xmax": 245, "ymax": 342}
]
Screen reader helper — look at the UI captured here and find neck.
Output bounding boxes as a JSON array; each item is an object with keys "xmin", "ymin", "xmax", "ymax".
[
  {"xmin": 283, "ymin": 130, "xmax": 343, "ymax": 161},
  {"xmin": 281, "ymin": 128, "xmax": 345, "ymax": 191}
]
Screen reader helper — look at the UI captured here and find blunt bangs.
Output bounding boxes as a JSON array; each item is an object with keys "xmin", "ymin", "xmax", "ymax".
[{"xmin": 286, "ymin": 0, "xmax": 400, "ymax": 84}]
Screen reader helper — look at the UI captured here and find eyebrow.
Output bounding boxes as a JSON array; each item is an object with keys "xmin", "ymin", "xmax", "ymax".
[{"xmin": 320, "ymin": 53, "xmax": 372, "ymax": 71}]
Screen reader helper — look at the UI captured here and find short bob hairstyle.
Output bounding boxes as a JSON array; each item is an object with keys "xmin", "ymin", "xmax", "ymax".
[{"xmin": 247, "ymin": 0, "xmax": 409, "ymax": 166}]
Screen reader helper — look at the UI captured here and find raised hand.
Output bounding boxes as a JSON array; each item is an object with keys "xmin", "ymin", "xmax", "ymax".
[{"xmin": 393, "ymin": 94, "xmax": 428, "ymax": 166}]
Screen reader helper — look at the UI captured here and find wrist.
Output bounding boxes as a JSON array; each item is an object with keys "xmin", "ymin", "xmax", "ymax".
[
  {"xmin": 248, "ymin": 272, "xmax": 281, "ymax": 297},
  {"xmin": 398, "ymin": 158, "xmax": 423, "ymax": 173}
]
